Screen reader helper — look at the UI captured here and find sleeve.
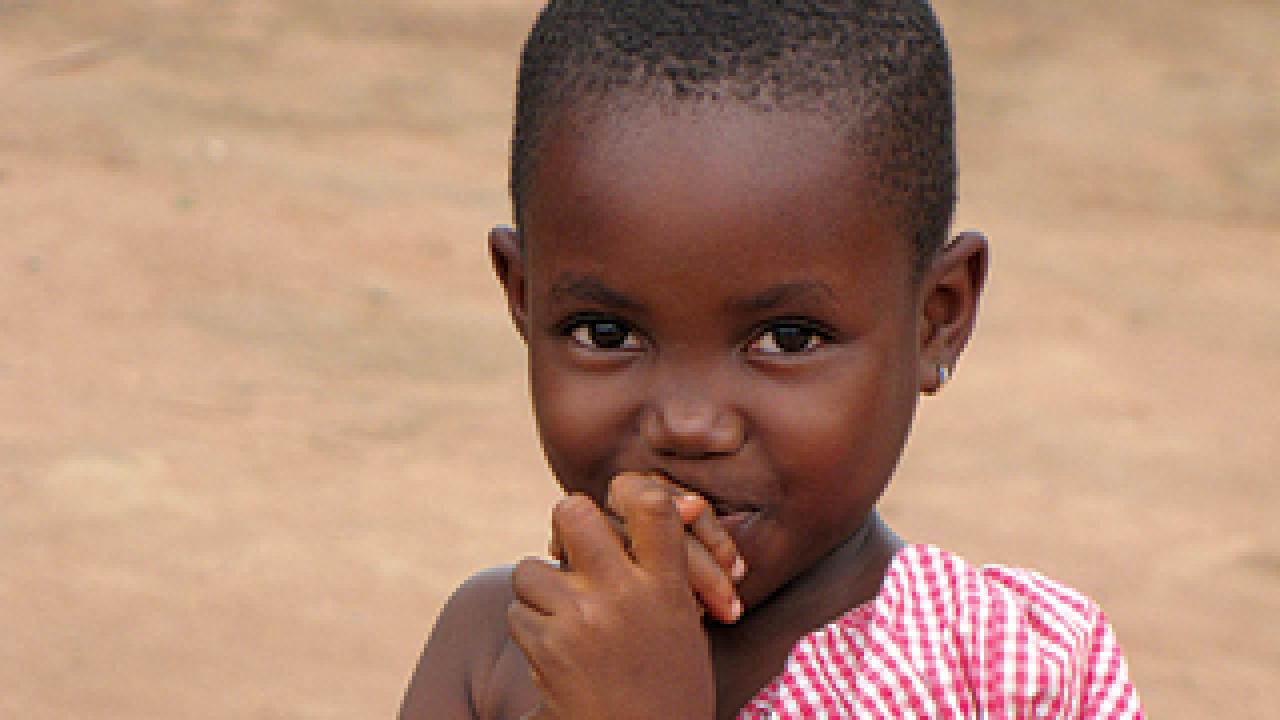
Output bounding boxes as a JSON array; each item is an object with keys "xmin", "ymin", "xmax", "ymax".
[{"xmin": 1078, "ymin": 608, "xmax": 1144, "ymax": 719}]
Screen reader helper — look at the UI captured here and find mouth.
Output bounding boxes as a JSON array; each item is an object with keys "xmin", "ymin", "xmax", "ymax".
[
  {"xmin": 711, "ymin": 506, "xmax": 760, "ymax": 538},
  {"xmin": 644, "ymin": 468, "xmax": 762, "ymax": 537}
]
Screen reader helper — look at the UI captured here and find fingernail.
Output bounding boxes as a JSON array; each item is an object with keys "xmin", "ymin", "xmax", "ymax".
[
  {"xmin": 729, "ymin": 597, "xmax": 743, "ymax": 622},
  {"xmin": 731, "ymin": 556, "xmax": 747, "ymax": 582}
]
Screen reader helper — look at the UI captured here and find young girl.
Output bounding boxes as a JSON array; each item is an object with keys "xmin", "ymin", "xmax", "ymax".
[{"xmin": 400, "ymin": 2, "xmax": 1143, "ymax": 718}]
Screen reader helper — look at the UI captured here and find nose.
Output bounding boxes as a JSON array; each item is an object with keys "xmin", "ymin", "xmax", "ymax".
[{"xmin": 641, "ymin": 385, "xmax": 746, "ymax": 460}]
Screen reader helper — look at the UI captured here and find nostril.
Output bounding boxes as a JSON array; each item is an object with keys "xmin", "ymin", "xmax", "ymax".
[{"xmin": 655, "ymin": 445, "xmax": 722, "ymax": 460}]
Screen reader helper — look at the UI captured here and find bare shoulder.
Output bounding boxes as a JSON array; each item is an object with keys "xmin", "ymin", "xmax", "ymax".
[{"xmin": 398, "ymin": 565, "xmax": 524, "ymax": 720}]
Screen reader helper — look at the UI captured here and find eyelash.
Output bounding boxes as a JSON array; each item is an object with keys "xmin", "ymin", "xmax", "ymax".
[
  {"xmin": 559, "ymin": 314, "xmax": 643, "ymax": 351},
  {"xmin": 558, "ymin": 314, "xmax": 834, "ymax": 355},
  {"xmin": 746, "ymin": 319, "xmax": 834, "ymax": 355}
]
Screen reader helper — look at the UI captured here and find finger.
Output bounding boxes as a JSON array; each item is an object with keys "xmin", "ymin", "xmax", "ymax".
[
  {"xmin": 555, "ymin": 511, "xmax": 650, "ymax": 568},
  {"xmin": 602, "ymin": 502, "xmax": 731, "ymax": 619},
  {"xmin": 506, "ymin": 602, "xmax": 561, "ymax": 719},
  {"xmin": 547, "ymin": 513, "xmax": 615, "ymax": 568},
  {"xmin": 608, "ymin": 474, "xmax": 686, "ymax": 577},
  {"xmin": 521, "ymin": 671, "xmax": 555, "ymax": 719},
  {"xmin": 643, "ymin": 479, "xmax": 744, "ymax": 583},
  {"xmin": 680, "ymin": 496, "xmax": 746, "ymax": 582},
  {"xmin": 506, "ymin": 604, "xmax": 563, "ymax": 720},
  {"xmin": 673, "ymin": 491, "xmax": 708, "ymax": 524},
  {"xmin": 506, "ymin": 598, "xmax": 544, "ymax": 664},
  {"xmin": 615, "ymin": 471, "xmax": 689, "ymax": 520},
  {"xmin": 684, "ymin": 532, "xmax": 743, "ymax": 623},
  {"xmin": 511, "ymin": 556, "xmax": 573, "ymax": 616},
  {"xmin": 551, "ymin": 493, "xmax": 627, "ymax": 579},
  {"xmin": 520, "ymin": 702, "xmax": 555, "ymax": 720}
]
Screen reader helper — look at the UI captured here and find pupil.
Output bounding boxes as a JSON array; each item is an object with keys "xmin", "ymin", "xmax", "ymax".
[
  {"xmin": 773, "ymin": 326, "xmax": 810, "ymax": 352},
  {"xmin": 590, "ymin": 322, "xmax": 627, "ymax": 348}
]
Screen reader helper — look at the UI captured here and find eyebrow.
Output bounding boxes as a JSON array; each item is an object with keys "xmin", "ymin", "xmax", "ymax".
[
  {"xmin": 548, "ymin": 274, "xmax": 836, "ymax": 314},
  {"xmin": 723, "ymin": 281, "xmax": 838, "ymax": 314},
  {"xmin": 549, "ymin": 274, "xmax": 644, "ymax": 311}
]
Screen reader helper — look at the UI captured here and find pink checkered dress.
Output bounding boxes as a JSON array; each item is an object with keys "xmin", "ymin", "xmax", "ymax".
[{"xmin": 737, "ymin": 545, "xmax": 1143, "ymax": 719}]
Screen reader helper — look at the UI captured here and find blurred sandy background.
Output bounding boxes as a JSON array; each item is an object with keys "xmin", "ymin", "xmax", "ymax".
[{"xmin": 2, "ymin": 1, "xmax": 1277, "ymax": 717}]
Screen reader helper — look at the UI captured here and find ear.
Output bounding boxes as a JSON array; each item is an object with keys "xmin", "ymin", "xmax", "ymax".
[
  {"xmin": 489, "ymin": 224, "xmax": 530, "ymax": 342},
  {"xmin": 917, "ymin": 230, "xmax": 989, "ymax": 394}
]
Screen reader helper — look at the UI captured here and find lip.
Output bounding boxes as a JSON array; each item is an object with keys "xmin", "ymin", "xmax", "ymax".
[{"xmin": 713, "ymin": 508, "xmax": 760, "ymax": 540}]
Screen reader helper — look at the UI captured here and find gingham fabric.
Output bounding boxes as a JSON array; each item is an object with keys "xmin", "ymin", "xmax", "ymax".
[{"xmin": 737, "ymin": 545, "xmax": 1143, "ymax": 719}]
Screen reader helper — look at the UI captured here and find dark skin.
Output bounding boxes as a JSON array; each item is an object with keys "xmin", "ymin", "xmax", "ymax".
[{"xmin": 399, "ymin": 103, "xmax": 987, "ymax": 720}]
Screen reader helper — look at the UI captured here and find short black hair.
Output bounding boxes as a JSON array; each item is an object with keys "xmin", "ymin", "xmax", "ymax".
[{"xmin": 511, "ymin": 0, "xmax": 956, "ymax": 273}]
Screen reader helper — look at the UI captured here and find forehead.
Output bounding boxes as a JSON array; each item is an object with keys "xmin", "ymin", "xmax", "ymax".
[{"xmin": 522, "ymin": 102, "xmax": 913, "ymax": 292}]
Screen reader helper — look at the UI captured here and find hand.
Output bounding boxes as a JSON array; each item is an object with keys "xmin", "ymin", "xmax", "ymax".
[
  {"xmin": 510, "ymin": 475, "xmax": 716, "ymax": 720},
  {"xmin": 549, "ymin": 472, "xmax": 746, "ymax": 624}
]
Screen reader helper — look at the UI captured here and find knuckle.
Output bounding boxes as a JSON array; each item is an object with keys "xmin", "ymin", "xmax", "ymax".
[
  {"xmin": 609, "ymin": 472, "xmax": 646, "ymax": 499},
  {"xmin": 575, "ymin": 540, "xmax": 608, "ymax": 567},
  {"xmin": 506, "ymin": 600, "xmax": 531, "ymax": 636},
  {"xmin": 635, "ymin": 486, "xmax": 675, "ymax": 515},
  {"xmin": 537, "ymin": 632, "xmax": 574, "ymax": 675},
  {"xmin": 713, "ymin": 571, "xmax": 735, "ymax": 597},
  {"xmin": 575, "ymin": 595, "xmax": 622, "ymax": 634},
  {"xmin": 511, "ymin": 556, "xmax": 542, "ymax": 588},
  {"xmin": 644, "ymin": 471, "xmax": 678, "ymax": 494},
  {"xmin": 553, "ymin": 494, "xmax": 594, "ymax": 525},
  {"xmin": 707, "ymin": 534, "xmax": 737, "ymax": 561}
]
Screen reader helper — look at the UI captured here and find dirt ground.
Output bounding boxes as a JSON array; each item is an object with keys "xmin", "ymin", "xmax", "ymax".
[{"xmin": 2, "ymin": 1, "xmax": 1276, "ymax": 717}]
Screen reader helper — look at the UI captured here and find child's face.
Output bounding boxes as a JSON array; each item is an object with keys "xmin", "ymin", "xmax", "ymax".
[{"xmin": 494, "ymin": 104, "xmax": 960, "ymax": 607}]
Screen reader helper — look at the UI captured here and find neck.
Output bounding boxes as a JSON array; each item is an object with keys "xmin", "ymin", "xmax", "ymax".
[
  {"xmin": 706, "ymin": 512, "xmax": 903, "ymax": 716},
  {"xmin": 712, "ymin": 511, "xmax": 902, "ymax": 642}
]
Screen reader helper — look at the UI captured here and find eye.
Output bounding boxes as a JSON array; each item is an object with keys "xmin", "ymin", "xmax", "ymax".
[
  {"xmin": 747, "ymin": 321, "xmax": 830, "ymax": 355},
  {"xmin": 564, "ymin": 315, "xmax": 642, "ymax": 351}
]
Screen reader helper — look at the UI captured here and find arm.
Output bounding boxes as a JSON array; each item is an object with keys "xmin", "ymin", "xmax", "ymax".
[{"xmin": 399, "ymin": 567, "xmax": 516, "ymax": 720}]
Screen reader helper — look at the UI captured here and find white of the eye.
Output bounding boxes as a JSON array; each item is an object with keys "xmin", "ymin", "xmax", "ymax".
[
  {"xmin": 570, "ymin": 323, "xmax": 636, "ymax": 349},
  {"xmin": 570, "ymin": 325, "xmax": 596, "ymax": 347},
  {"xmin": 756, "ymin": 329, "xmax": 820, "ymax": 353}
]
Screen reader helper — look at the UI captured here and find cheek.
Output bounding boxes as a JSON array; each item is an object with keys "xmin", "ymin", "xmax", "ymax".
[
  {"xmin": 529, "ymin": 355, "xmax": 636, "ymax": 493},
  {"xmin": 756, "ymin": 353, "xmax": 917, "ymax": 495}
]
